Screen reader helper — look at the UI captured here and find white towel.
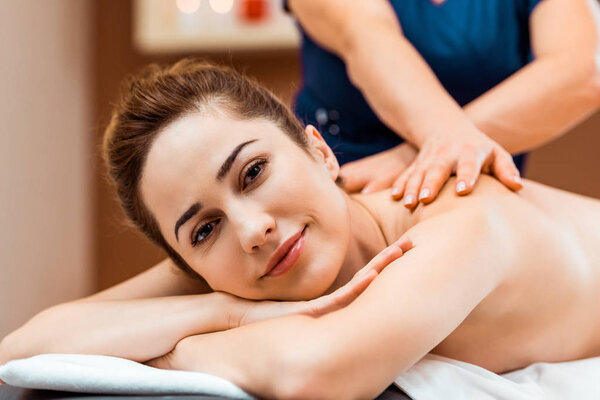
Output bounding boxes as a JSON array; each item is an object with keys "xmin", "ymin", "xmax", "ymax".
[
  {"xmin": 0, "ymin": 353, "xmax": 254, "ymax": 399},
  {"xmin": 394, "ymin": 353, "xmax": 600, "ymax": 400},
  {"xmin": 2, "ymin": 353, "xmax": 600, "ymax": 399}
]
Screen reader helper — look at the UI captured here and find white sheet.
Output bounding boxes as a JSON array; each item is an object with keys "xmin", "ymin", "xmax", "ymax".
[
  {"xmin": 394, "ymin": 353, "xmax": 600, "ymax": 400},
  {"xmin": 1, "ymin": 353, "xmax": 599, "ymax": 399}
]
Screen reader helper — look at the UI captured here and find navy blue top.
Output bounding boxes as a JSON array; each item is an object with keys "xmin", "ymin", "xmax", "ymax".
[{"xmin": 288, "ymin": 0, "xmax": 544, "ymax": 171}]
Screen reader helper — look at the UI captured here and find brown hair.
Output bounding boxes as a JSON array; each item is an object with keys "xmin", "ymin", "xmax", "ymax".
[{"xmin": 102, "ymin": 58, "xmax": 307, "ymax": 279}]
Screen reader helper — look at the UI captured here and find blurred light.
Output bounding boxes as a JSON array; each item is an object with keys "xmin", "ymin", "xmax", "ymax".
[
  {"xmin": 209, "ymin": 0, "xmax": 234, "ymax": 14},
  {"xmin": 176, "ymin": 0, "xmax": 201, "ymax": 14}
]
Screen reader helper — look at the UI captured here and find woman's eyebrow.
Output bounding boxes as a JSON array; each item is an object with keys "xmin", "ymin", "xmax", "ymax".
[
  {"xmin": 174, "ymin": 139, "xmax": 259, "ymax": 242},
  {"xmin": 174, "ymin": 202, "xmax": 202, "ymax": 242},
  {"xmin": 216, "ymin": 139, "xmax": 258, "ymax": 182}
]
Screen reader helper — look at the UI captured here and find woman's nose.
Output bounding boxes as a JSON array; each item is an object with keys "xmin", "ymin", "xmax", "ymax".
[{"xmin": 229, "ymin": 203, "xmax": 276, "ymax": 253}]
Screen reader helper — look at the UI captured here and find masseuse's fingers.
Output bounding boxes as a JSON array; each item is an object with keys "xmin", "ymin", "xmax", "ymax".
[
  {"xmin": 361, "ymin": 178, "xmax": 396, "ymax": 195},
  {"xmin": 454, "ymin": 146, "xmax": 486, "ymax": 195},
  {"xmin": 340, "ymin": 161, "xmax": 371, "ymax": 193},
  {"xmin": 418, "ymin": 159, "xmax": 453, "ymax": 204},
  {"xmin": 490, "ymin": 147, "xmax": 523, "ymax": 192},
  {"xmin": 341, "ymin": 144, "xmax": 417, "ymax": 195},
  {"xmin": 391, "ymin": 166, "xmax": 413, "ymax": 200},
  {"xmin": 402, "ymin": 169, "xmax": 426, "ymax": 209}
]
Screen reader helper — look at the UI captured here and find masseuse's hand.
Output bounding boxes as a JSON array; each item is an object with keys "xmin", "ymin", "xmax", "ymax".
[
  {"xmin": 232, "ymin": 236, "xmax": 413, "ymax": 328},
  {"xmin": 393, "ymin": 129, "xmax": 523, "ymax": 208},
  {"xmin": 340, "ymin": 143, "xmax": 418, "ymax": 195}
]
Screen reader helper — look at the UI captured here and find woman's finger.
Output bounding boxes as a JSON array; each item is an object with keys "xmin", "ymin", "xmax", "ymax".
[
  {"xmin": 402, "ymin": 169, "xmax": 426, "ymax": 208},
  {"xmin": 418, "ymin": 161, "xmax": 452, "ymax": 204},
  {"xmin": 303, "ymin": 237, "xmax": 413, "ymax": 317},
  {"xmin": 325, "ymin": 237, "xmax": 411, "ymax": 306},
  {"xmin": 491, "ymin": 149, "xmax": 523, "ymax": 192},
  {"xmin": 303, "ymin": 269, "xmax": 378, "ymax": 317},
  {"xmin": 357, "ymin": 236, "xmax": 413, "ymax": 276},
  {"xmin": 454, "ymin": 148, "xmax": 485, "ymax": 195}
]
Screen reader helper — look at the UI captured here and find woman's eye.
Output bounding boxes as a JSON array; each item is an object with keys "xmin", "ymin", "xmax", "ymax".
[
  {"xmin": 243, "ymin": 160, "xmax": 266, "ymax": 189},
  {"xmin": 191, "ymin": 220, "xmax": 219, "ymax": 247}
]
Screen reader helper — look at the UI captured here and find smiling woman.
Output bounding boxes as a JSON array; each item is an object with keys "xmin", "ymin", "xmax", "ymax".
[
  {"xmin": 102, "ymin": 59, "xmax": 312, "ymax": 283},
  {"xmin": 2, "ymin": 58, "xmax": 600, "ymax": 399}
]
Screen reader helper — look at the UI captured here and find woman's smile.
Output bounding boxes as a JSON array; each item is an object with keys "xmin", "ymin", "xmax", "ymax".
[{"xmin": 262, "ymin": 224, "xmax": 308, "ymax": 278}]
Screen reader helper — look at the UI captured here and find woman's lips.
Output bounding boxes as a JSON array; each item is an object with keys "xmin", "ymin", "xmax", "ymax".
[{"xmin": 263, "ymin": 226, "xmax": 307, "ymax": 278}]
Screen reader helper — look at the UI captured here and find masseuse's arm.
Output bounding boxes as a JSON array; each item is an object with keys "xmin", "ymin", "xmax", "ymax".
[
  {"xmin": 148, "ymin": 203, "xmax": 516, "ymax": 399},
  {"xmin": 464, "ymin": 0, "xmax": 600, "ymax": 154},
  {"xmin": 287, "ymin": 0, "xmax": 522, "ymax": 203}
]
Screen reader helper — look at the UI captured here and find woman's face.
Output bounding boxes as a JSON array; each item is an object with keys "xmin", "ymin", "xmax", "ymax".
[{"xmin": 140, "ymin": 111, "xmax": 351, "ymax": 300}]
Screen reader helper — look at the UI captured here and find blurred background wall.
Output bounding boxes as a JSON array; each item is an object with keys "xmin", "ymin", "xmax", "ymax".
[
  {"xmin": 1, "ymin": 0, "xmax": 599, "ymax": 339},
  {"xmin": 0, "ymin": 0, "xmax": 93, "ymax": 338}
]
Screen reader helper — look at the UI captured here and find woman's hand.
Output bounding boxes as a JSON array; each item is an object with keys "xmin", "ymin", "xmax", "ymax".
[
  {"xmin": 233, "ymin": 236, "xmax": 413, "ymax": 327},
  {"xmin": 144, "ymin": 236, "xmax": 413, "ymax": 372},
  {"xmin": 392, "ymin": 129, "xmax": 523, "ymax": 208},
  {"xmin": 339, "ymin": 143, "xmax": 418, "ymax": 194}
]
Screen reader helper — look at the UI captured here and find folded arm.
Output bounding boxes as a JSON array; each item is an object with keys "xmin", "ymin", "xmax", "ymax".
[
  {"xmin": 0, "ymin": 258, "xmax": 226, "ymax": 365},
  {"xmin": 0, "ymin": 243, "xmax": 407, "ymax": 366},
  {"xmin": 149, "ymin": 205, "xmax": 514, "ymax": 399}
]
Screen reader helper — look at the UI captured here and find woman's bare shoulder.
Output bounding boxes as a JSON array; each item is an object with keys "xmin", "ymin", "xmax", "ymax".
[{"xmin": 353, "ymin": 176, "xmax": 517, "ymax": 243}]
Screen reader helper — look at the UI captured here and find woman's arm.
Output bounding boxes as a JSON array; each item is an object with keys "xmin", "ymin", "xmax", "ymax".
[
  {"xmin": 0, "ymin": 258, "xmax": 219, "ymax": 364},
  {"xmin": 465, "ymin": 0, "xmax": 600, "ymax": 154},
  {"xmin": 0, "ymin": 292, "xmax": 236, "ymax": 365},
  {"xmin": 0, "ymin": 241, "xmax": 409, "ymax": 366},
  {"xmin": 148, "ymin": 204, "xmax": 514, "ymax": 399}
]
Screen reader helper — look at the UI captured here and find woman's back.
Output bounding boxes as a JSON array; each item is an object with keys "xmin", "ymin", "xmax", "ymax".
[{"xmin": 359, "ymin": 176, "xmax": 600, "ymax": 373}]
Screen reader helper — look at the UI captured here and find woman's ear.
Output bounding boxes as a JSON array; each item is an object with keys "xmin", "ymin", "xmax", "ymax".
[{"xmin": 305, "ymin": 125, "xmax": 340, "ymax": 181}]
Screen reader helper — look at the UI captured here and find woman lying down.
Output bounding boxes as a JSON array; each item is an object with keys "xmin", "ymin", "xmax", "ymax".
[{"xmin": 1, "ymin": 59, "xmax": 600, "ymax": 399}]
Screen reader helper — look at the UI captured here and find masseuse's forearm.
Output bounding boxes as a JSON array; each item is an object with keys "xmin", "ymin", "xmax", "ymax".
[
  {"xmin": 465, "ymin": 0, "xmax": 600, "ymax": 154},
  {"xmin": 0, "ymin": 292, "xmax": 234, "ymax": 364},
  {"xmin": 464, "ymin": 55, "xmax": 600, "ymax": 155},
  {"xmin": 342, "ymin": 23, "xmax": 473, "ymax": 147},
  {"xmin": 288, "ymin": 0, "xmax": 474, "ymax": 148}
]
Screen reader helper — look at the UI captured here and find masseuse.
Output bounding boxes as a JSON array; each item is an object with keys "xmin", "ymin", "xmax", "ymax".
[{"xmin": 286, "ymin": 0, "xmax": 600, "ymax": 207}]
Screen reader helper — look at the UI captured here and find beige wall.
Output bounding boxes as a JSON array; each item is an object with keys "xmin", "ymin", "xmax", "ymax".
[{"xmin": 0, "ymin": 1, "xmax": 93, "ymax": 338}]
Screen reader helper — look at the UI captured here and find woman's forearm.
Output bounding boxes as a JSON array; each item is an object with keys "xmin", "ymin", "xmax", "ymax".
[
  {"xmin": 0, "ymin": 292, "xmax": 236, "ymax": 364},
  {"xmin": 465, "ymin": 55, "xmax": 600, "ymax": 154}
]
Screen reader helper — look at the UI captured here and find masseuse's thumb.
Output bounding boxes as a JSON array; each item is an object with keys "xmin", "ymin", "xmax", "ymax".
[{"xmin": 361, "ymin": 179, "xmax": 393, "ymax": 194}]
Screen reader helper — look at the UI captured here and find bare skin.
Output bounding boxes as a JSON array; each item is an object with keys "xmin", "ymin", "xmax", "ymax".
[
  {"xmin": 132, "ymin": 114, "xmax": 600, "ymax": 398},
  {"xmin": 358, "ymin": 176, "xmax": 600, "ymax": 373},
  {"xmin": 2, "ymin": 113, "xmax": 598, "ymax": 397}
]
